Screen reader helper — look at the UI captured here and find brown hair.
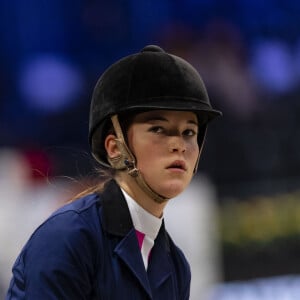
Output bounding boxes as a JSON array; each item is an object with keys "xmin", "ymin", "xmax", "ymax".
[{"xmin": 67, "ymin": 168, "xmax": 116, "ymax": 203}]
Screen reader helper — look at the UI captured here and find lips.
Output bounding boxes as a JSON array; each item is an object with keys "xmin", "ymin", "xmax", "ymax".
[{"xmin": 167, "ymin": 160, "xmax": 187, "ymax": 171}]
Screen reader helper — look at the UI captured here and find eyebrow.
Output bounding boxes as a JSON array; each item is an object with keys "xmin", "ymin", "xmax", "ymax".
[{"xmin": 142, "ymin": 115, "xmax": 198, "ymax": 126}]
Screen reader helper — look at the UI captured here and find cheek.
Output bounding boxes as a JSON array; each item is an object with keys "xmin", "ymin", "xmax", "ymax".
[
  {"xmin": 137, "ymin": 143, "xmax": 161, "ymax": 166},
  {"xmin": 129, "ymin": 134, "xmax": 158, "ymax": 164},
  {"xmin": 134, "ymin": 141, "xmax": 164, "ymax": 172},
  {"xmin": 187, "ymin": 142, "xmax": 199, "ymax": 160}
]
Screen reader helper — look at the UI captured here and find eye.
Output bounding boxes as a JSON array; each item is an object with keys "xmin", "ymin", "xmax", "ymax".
[
  {"xmin": 149, "ymin": 126, "xmax": 164, "ymax": 134},
  {"xmin": 182, "ymin": 129, "xmax": 197, "ymax": 137}
]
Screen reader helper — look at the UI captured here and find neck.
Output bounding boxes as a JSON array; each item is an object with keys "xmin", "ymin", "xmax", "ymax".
[{"xmin": 115, "ymin": 173, "xmax": 168, "ymax": 218}]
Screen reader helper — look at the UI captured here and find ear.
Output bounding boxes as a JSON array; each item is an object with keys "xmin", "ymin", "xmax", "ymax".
[{"xmin": 104, "ymin": 134, "xmax": 121, "ymax": 159}]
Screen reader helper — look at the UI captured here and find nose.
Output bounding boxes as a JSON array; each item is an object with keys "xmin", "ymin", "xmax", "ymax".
[{"xmin": 168, "ymin": 137, "xmax": 186, "ymax": 153}]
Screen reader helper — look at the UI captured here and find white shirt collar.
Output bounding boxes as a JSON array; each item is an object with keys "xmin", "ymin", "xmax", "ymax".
[{"xmin": 121, "ymin": 188, "xmax": 162, "ymax": 240}]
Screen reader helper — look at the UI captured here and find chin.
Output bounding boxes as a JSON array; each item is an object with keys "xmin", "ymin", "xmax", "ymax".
[{"xmin": 158, "ymin": 181, "xmax": 187, "ymax": 199}]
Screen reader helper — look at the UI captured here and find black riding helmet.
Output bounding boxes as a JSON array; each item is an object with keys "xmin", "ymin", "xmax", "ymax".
[{"xmin": 89, "ymin": 45, "xmax": 222, "ymax": 167}]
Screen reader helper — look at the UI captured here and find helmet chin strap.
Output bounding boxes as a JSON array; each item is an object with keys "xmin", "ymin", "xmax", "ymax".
[
  {"xmin": 193, "ymin": 126, "xmax": 207, "ymax": 174},
  {"xmin": 107, "ymin": 114, "xmax": 169, "ymax": 203}
]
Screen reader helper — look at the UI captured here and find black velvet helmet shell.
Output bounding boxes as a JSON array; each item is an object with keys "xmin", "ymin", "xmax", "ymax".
[{"xmin": 89, "ymin": 45, "xmax": 222, "ymax": 166}]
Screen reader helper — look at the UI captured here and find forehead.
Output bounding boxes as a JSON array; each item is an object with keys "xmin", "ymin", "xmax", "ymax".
[{"xmin": 132, "ymin": 110, "xmax": 198, "ymax": 124}]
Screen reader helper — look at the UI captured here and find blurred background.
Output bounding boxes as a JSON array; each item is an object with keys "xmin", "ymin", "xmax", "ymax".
[{"xmin": 1, "ymin": 0, "xmax": 300, "ymax": 299}]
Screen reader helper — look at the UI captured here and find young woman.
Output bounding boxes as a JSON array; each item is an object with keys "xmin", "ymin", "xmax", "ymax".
[{"xmin": 6, "ymin": 45, "xmax": 221, "ymax": 299}]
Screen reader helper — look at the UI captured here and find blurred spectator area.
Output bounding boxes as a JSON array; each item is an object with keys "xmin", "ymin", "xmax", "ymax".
[{"xmin": 1, "ymin": 0, "xmax": 300, "ymax": 199}]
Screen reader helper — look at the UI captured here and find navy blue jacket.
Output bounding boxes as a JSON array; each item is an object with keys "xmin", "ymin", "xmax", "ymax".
[{"xmin": 6, "ymin": 180, "xmax": 191, "ymax": 299}]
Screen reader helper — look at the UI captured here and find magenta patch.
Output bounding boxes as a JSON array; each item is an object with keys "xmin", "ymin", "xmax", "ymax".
[{"xmin": 135, "ymin": 230, "xmax": 145, "ymax": 249}]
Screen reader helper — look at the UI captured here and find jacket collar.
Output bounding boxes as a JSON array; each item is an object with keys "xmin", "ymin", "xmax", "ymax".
[
  {"xmin": 101, "ymin": 180, "xmax": 152, "ymax": 295},
  {"xmin": 100, "ymin": 179, "xmax": 134, "ymax": 236},
  {"xmin": 99, "ymin": 179, "xmax": 172, "ymax": 298},
  {"xmin": 100, "ymin": 180, "xmax": 170, "ymax": 250}
]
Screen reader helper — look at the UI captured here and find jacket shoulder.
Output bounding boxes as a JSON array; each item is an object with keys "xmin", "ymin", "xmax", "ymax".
[
  {"xmin": 32, "ymin": 193, "xmax": 103, "ymax": 246},
  {"xmin": 7, "ymin": 193, "xmax": 105, "ymax": 299}
]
